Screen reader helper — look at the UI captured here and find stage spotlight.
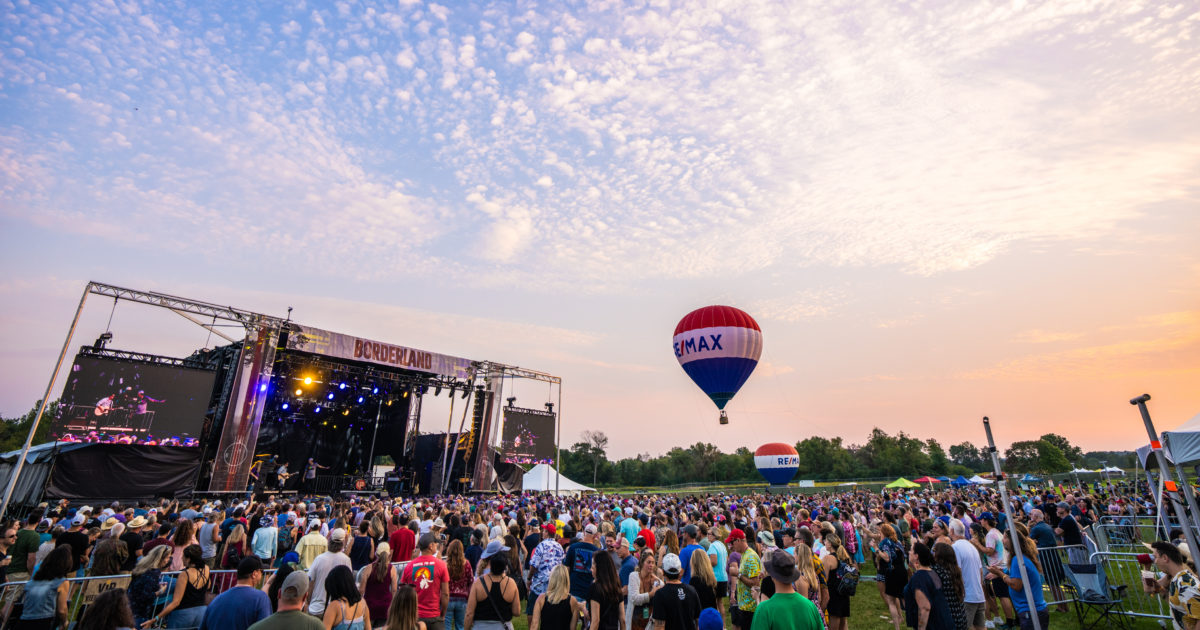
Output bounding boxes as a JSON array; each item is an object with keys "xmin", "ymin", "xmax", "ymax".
[
  {"xmin": 281, "ymin": 403, "xmax": 289, "ymax": 410},
  {"xmin": 322, "ymin": 421, "xmax": 327, "ymax": 426},
  {"xmin": 507, "ymin": 397, "xmax": 516, "ymax": 408},
  {"xmin": 315, "ymin": 406, "xmax": 322, "ymax": 413},
  {"xmin": 461, "ymin": 387, "xmax": 470, "ymax": 399},
  {"xmin": 303, "ymin": 377, "xmax": 313, "ymax": 385},
  {"xmin": 342, "ymin": 409, "xmax": 349, "ymax": 416},
  {"xmin": 259, "ymin": 384, "xmax": 268, "ymax": 393},
  {"xmin": 357, "ymin": 396, "xmax": 364, "ymax": 403},
  {"xmin": 434, "ymin": 385, "xmax": 442, "ymax": 396},
  {"xmin": 339, "ymin": 383, "xmax": 347, "ymax": 390},
  {"xmin": 327, "ymin": 393, "xmax": 334, "ymax": 400},
  {"xmin": 294, "ymin": 389, "xmax": 302, "ymax": 396},
  {"xmin": 372, "ymin": 386, "xmax": 379, "ymax": 394},
  {"xmin": 403, "ymin": 391, "xmax": 409, "ymax": 398},
  {"xmin": 545, "ymin": 402, "xmax": 554, "ymax": 413}
]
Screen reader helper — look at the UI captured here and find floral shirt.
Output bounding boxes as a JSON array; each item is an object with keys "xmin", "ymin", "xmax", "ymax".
[
  {"xmin": 1169, "ymin": 568, "xmax": 1200, "ymax": 630},
  {"xmin": 736, "ymin": 547, "xmax": 761, "ymax": 612},
  {"xmin": 530, "ymin": 538, "xmax": 565, "ymax": 596}
]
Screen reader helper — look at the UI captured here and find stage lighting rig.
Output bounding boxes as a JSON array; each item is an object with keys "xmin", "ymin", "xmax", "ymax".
[
  {"xmin": 545, "ymin": 402, "xmax": 554, "ymax": 413},
  {"xmin": 507, "ymin": 397, "xmax": 516, "ymax": 408},
  {"xmin": 92, "ymin": 332, "xmax": 113, "ymax": 350}
]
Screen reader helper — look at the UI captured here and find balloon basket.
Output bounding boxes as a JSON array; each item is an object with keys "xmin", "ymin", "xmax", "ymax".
[{"xmin": 719, "ymin": 410, "xmax": 728, "ymax": 425}]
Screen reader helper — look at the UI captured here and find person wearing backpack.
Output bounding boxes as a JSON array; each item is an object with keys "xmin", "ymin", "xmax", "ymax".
[{"xmin": 822, "ymin": 534, "xmax": 855, "ymax": 630}]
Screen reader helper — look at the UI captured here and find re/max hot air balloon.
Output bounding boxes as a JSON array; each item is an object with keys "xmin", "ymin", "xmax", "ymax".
[
  {"xmin": 755, "ymin": 443, "xmax": 799, "ymax": 485},
  {"xmin": 673, "ymin": 305, "xmax": 762, "ymax": 425}
]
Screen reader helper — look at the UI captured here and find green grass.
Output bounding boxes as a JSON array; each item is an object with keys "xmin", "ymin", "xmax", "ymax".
[{"xmin": 505, "ymin": 583, "xmax": 1168, "ymax": 629}]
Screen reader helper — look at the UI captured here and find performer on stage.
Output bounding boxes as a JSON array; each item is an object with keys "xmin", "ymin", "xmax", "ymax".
[
  {"xmin": 303, "ymin": 458, "xmax": 329, "ymax": 493},
  {"xmin": 276, "ymin": 461, "xmax": 291, "ymax": 490}
]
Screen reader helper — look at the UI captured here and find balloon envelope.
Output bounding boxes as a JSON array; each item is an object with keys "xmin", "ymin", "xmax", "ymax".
[
  {"xmin": 755, "ymin": 442, "xmax": 799, "ymax": 485},
  {"xmin": 673, "ymin": 305, "xmax": 762, "ymax": 410}
]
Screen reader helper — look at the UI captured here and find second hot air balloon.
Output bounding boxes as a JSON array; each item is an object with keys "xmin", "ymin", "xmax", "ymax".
[{"xmin": 673, "ymin": 305, "xmax": 762, "ymax": 424}]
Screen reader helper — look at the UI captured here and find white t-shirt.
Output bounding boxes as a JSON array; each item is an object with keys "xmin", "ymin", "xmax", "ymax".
[
  {"xmin": 307, "ymin": 551, "xmax": 352, "ymax": 615},
  {"xmin": 952, "ymin": 538, "xmax": 985, "ymax": 604},
  {"xmin": 419, "ymin": 519, "xmax": 433, "ymax": 535}
]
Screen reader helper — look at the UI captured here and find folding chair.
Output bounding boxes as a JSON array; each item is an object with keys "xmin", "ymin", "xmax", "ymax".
[{"xmin": 1063, "ymin": 562, "xmax": 1130, "ymax": 630}]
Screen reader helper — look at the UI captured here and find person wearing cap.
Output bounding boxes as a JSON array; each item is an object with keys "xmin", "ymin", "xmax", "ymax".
[
  {"xmin": 306, "ymin": 528, "xmax": 352, "ymax": 617},
  {"xmin": 972, "ymin": 512, "xmax": 1014, "ymax": 629},
  {"xmin": 727, "ymin": 528, "xmax": 759, "ymax": 630},
  {"xmin": 1053, "ymin": 502, "xmax": 1083, "ymax": 547},
  {"xmin": 748, "ymin": 548, "xmax": 823, "ymax": 630},
  {"xmin": 564, "ymin": 522, "xmax": 601, "ymax": 611},
  {"xmin": 199, "ymin": 555, "xmax": 271, "ymax": 630},
  {"xmin": 59, "ymin": 511, "xmax": 91, "ymax": 576},
  {"xmin": 650, "ymin": 552, "xmax": 700, "ymax": 630},
  {"xmin": 620, "ymin": 509, "xmax": 640, "ymax": 547},
  {"xmin": 249, "ymin": 568, "xmax": 324, "ymax": 630},
  {"xmin": 400, "ymin": 532, "xmax": 450, "ymax": 629},
  {"xmin": 678, "ymin": 525, "xmax": 704, "ymax": 586},
  {"xmin": 529, "ymin": 522, "xmax": 567, "ymax": 616}
]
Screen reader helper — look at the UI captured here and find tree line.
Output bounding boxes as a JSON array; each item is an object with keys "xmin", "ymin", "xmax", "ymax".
[{"xmin": 557, "ymin": 427, "xmax": 1138, "ymax": 487}]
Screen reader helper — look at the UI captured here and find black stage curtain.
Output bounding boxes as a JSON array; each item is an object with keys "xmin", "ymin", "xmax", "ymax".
[
  {"xmin": 45, "ymin": 445, "xmax": 200, "ymax": 500},
  {"xmin": 493, "ymin": 452, "xmax": 523, "ymax": 493}
]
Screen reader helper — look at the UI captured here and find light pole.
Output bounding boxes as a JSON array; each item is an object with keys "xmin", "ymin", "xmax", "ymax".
[{"xmin": 1100, "ymin": 460, "xmax": 1110, "ymax": 487}]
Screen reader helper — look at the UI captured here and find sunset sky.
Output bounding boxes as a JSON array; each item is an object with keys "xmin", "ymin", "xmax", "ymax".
[{"xmin": 1, "ymin": 0, "xmax": 1197, "ymax": 460}]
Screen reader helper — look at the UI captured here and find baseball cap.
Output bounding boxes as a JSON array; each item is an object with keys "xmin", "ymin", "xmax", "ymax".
[
  {"xmin": 583, "ymin": 524, "xmax": 597, "ymax": 535},
  {"xmin": 330, "ymin": 528, "xmax": 347, "ymax": 542},
  {"xmin": 725, "ymin": 528, "xmax": 745, "ymax": 544},
  {"xmin": 542, "ymin": 523, "xmax": 557, "ymax": 535},
  {"xmin": 662, "ymin": 552, "xmax": 682, "ymax": 576},
  {"xmin": 280, "ymin": 570, "xmax": 309, "ymax": 601},
  {"xmin": 683, "ymin": 524, "xmax": 699, "ymax": 538},
  {"xmin": 418, "ymin": 533, "xmax": 438, "ymax": 550},
  {"xmin": 72, "ymin": 514, "xmax": 87, "ymax": 526}
]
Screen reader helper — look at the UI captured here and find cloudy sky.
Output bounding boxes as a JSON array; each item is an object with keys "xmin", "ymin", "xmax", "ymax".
[{"xmin": 1, "ymin": 0, "xmax": 1197, "ymax": 460}]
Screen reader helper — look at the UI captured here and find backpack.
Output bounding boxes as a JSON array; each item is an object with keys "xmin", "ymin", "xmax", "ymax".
[{"xmin": 834, "ymin": 561, "xmax": 859, "ymax": 597}]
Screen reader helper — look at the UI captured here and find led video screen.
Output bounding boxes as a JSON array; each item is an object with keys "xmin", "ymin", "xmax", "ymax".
[
  {"xmin": 52, "ymin": 353, "xmax": 217, "ymax": 447},
  {"xmin": 500, "ymin": 408, "xmax": 556, "ymax": 465}
]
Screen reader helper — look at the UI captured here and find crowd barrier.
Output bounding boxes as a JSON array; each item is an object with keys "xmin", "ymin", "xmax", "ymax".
[
  {"xmin": 1035, "ymin": 544, "xmax": 1088, "ymax": 606},
  {"xmin": 0, "ymin": 560, "xmax": 413, "ymax": 629},
  {"xmin": 1087, "ymin": 550, "xmax": 1171, "ymax": 622}
]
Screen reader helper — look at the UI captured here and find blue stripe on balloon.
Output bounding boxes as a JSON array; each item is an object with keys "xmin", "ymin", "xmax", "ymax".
[
  {"xmin": 758, "ymin": 468, "xmax": 797, "ymax": 485},
  {"xmin": 681, "ymin": 357, "xmax": 759, "ymax": 410}
]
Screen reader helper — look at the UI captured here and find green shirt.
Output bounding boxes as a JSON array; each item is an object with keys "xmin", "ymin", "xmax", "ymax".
[
  {"xmin": 247, "ymin": 610, "xmax": 325, "ymax": 630},
  {"xmin": 10, "ymin": 529, "xmax": 41, "ymax": 574},
  {"xmin": 736, "ymin": 547, "xmax": 761, "ymax": 612},
  {"xmin": 750, "ymin": 592, "xmax": 824, "ymax": 630}
]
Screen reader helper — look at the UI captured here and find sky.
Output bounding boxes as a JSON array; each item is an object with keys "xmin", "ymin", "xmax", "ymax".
[{"xmin": 1, "ymin": 0, "xmax": 1198, "ymax": 461}]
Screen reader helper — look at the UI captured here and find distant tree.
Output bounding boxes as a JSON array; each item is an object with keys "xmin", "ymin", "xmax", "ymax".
[
  {"xmin": 1040, "ymin": 433, "xmax": 1084, "ymax": 463},
  {"xmin": 926, "ymin": 439, "xmax": 950, "ymax": 475},
  {"xmin": 949, "ymin": 442, "xmax": 985, "ymax": 471},
  {"xmin": 1005, "ymin": 439, "xmax": 1070, "ymax": 474},
  {"xmin": 580, "ymin": 430, "xmax": 609, "ymax": 485},
  {"xmin": 794, "ymin": 436, "xmax": 858, "ymax": 480},
  {"xmin": 0, "ymin": 399, "xmax": 60, "ymax": 453}
]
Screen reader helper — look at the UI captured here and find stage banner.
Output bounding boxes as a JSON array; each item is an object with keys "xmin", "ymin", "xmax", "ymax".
[
  {"xmin": 286, "ymin": 325, "xmax": 475, "ymax": 379},
  {"xmin": 209, "ymin": 324, "xmax": 279, "ymax": 492}
]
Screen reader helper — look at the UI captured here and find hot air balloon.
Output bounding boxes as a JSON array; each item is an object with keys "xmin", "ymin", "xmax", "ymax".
[
  {"xmin": 755, "ymin": 443, "xmax": 799, "ymax": 485},
  {"xmin": 673, "ymin": 305, "xmax": 762, "ymax": 424}
]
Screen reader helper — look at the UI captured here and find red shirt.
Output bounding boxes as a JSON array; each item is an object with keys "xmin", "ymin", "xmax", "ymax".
[
  {"xmin": 401, "ymin": 554, "xmax": 450, "ymax": 618},
  {"xmin": 390, "ymin": 528, "xmax": 415, "ymax": 563},
  {"xmin": 638, "ymin": 528, "xmax": 656, "ymax": 551}
]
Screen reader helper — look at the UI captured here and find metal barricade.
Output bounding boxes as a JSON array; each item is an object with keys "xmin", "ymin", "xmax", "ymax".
[
  {"xmin": 1088, "ymin": 550, "xmax": 1172, "ymax": 622},
  {"xmin": 1036, "ymin": 544, "xmax": 1088, "ymax": 606}
]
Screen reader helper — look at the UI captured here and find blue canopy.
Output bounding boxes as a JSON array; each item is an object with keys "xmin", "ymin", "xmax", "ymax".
[
  {"xmin": 935, "ymin": 476, "xmax": 951, "ymax": 482},
  {"xmin": 950, "ymin": 475, "xmax": 973, "ymax": 487},
  {"xmin": 1020, "ymin": 474, "xmax": 1043, "ymax": 482}
]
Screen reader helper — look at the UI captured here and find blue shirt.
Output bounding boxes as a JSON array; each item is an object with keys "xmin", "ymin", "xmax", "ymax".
[
  {"xmin": 709, "ymin": 540, "xmax": 729, "ymax": 583},
  {"xmin": 618, "ymin": 554, "xmax": 638, "ymax": 588},
  {"xmin": 619, "ymin": 518, "xmax": 640, "ymax": 545},
  {"xmin": 1006, "ymin": 556, "xmax": 1047, "ymax": 614},
  {"xmin": 679, "ymin": 544, "xmax": 704, "ymax": 585},
  {"xmin": 200, "ymin": 585, "xmax": 271, "ymax": 630}
]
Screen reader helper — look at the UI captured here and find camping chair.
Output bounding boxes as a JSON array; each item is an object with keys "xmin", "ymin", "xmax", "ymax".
[{"xmin": 1063, "ymin": 562, "xmax": 1130, "ymax": 630}]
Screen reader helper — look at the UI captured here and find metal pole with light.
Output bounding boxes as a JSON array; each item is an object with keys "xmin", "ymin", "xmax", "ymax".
[
  {"xmin": 1, "ymin": 284, "xmax": 90, "ymax": 519},
  {"xmin": 1132, "ymin": 394, "xmax": 1200, "ymax": 559},
  {"xmin": 556, "ymin": 382, "xmax": 562, "ymax": 496},
  {"xmin": 983, "ymin": 417, "xmax": 1041, "ymax": 630}
]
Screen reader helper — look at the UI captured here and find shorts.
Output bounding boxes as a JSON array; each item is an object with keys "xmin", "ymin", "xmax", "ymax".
[
  {"xmin": 419, "ymin": 618, "xmax": 445, "ymax": 630},
  {"xmin": 985, "ymin": 575, "xmax": 1010, "ymax": 600},
  {"xmin": 1018, "ymin": 608, "xmax": 1049, "ymax": 630},
  {"xmin": 715, "ymin": 581, "xmax": 728, "ymax": 598},
  {"xmin": 964, "ymin": 601, "xmax": 986, "ymax": 628}
]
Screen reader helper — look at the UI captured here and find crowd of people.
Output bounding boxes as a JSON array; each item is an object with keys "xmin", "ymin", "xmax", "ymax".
[{"xmin": 0, "ymin": 476, "xmax": 1193, "ymax": 630}]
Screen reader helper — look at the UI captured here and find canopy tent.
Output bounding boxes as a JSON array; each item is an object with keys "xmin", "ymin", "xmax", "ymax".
[
  {"xmin": 522, "ymin": 464, "xmax": 594, "ymax": 496},
  {"xmin": 885, "ymin": 477, "xmax": 920, "ymax": 488},
  {"xmin": 1020, "ymin": 474, "xmax": 1043, "ymax": 482},
  {"xmin": 1069, "ymin": 467, "xmax": 1095, "ymax": 474},
  {"xmin": 969, "ymin": 475, "xmax": 994, "ymax": 485},
  {"xmin": 1138, "ymin": 411, "xmax": 1200, "ymax": 469},
  {"xmin": 913, "ymin": 476, "xmax": 941, "ymax": 483},
  {"xmin": 935, "ymin": 476, "xmax": 951, "ymax": 482},
  {"xmin": 1101, "ymin": 465, "xmax": 1125, "ymax": 474},
  {"xmin": 950, "ymin": 475, "xmax": 973, "ymax": 487}
]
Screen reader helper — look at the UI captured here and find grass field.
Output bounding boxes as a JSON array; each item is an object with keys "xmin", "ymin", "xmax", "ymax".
[{"xmin": 502, "ymin": 578, "xmax": 1170, "ymax": 629}]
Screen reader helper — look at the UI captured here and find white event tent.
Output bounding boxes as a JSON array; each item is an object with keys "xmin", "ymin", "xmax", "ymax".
[
  {"xmin": 968, "ymin": 475, "xmax": 994, "ymax": 485},
  {"xmin": 522, "ymin": 464, "xmax": 595, "ymax": 495}
]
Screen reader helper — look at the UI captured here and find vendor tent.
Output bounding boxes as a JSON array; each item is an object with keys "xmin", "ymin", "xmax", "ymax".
[
  {"xmin": 969, "ymin": 475, "xmax": 994, "ymax": 485},
  {"xmin": 1069, "ymin": 467, "xmax": 1094, "ymax": 474},
  {"xmin": 1138, "ymin": 411, "xmax": 1200, "ymax": 469},
  {"xmin": 935, "ymin": 476, "xmax": 951, "ymax": 482},
  {"xmin": 1101, "ymin": 466, "xmax": 1125, "ymax": 475},
  {"xmin": 885, "ymin": 477, "xmax": 920, "ymax": 488},
  {"xmin": 913, "ymin": 476, "xmax": 941, "ymax": 483},
  {"xmin": 1020, "ymin": 474, "xmax": 1043, "ymax": 482},
  {"xmin": 950, "ymin": 475, "xmax": 973, "ymax": 487},
  {"xmin": 522, "ymin": 464, "xmax": 594, "ymax": 495}
]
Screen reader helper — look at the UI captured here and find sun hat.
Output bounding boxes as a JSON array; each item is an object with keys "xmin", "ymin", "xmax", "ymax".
[
  {"xmin": 481, "ymin": 539, "xmax": 510, "ymax": 560},
  {"xmin": 763, "ymin": 549, "xmax": 802, "ymax": 583}
]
